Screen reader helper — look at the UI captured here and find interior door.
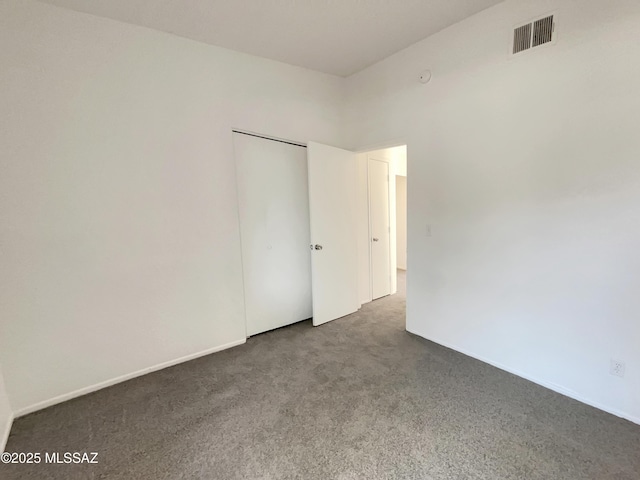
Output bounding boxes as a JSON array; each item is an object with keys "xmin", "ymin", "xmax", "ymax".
[
  {"xmin": 307, "ymin": 142, "xmax": 359, "ymax": 326},
  {"xmin": 234, "ymin": 133, "xmax": 312, "ymax": 336},
  {"xmin": 369, "ymin": 159, "xmax": 391, "ymax": 299}
]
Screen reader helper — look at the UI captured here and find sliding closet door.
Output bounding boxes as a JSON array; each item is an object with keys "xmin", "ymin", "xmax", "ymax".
[{"xmin": 233, "ymin": 133, "xmax": 312, "ymax": 336}]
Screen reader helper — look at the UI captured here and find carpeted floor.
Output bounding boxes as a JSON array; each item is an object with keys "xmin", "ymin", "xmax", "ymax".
[{"xmin": 3, "ymin": 271, "xmax": 640, "ymax": 479}]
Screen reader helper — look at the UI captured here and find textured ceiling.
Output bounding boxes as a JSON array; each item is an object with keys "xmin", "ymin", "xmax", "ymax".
[{"xmin": 38, "ymin": 0, "xmax": 504, "ymax": 76}]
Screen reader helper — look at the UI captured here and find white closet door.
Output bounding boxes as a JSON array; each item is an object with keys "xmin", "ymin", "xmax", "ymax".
[
  {"xmin": 234, "ymin": 133, "xmax": 312, "ymax": 336},
  {"xmin": 307, "ymin": 142, "xmax": 359, "ymax": 326}
]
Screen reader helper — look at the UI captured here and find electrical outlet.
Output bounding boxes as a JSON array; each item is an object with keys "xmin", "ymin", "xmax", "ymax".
[{"xmin": 610, "ymin": 359, "xmax": 626, "ymax": 378}]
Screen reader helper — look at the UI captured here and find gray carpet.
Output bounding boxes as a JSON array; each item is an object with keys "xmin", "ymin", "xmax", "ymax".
[{"xmin": 3, "ymin": 271, "xmax": 640, "ymax": 479}]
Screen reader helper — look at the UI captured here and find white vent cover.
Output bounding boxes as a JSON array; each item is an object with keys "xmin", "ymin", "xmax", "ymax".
[{"xmin": 512, "ymin": 15, "xmax": 555, "ymax": 55}]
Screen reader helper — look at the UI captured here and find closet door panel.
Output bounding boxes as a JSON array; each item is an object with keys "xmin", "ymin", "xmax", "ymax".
[{"xmin": 234, "ymin": 133, "xmax": 312, "ymax": 336}]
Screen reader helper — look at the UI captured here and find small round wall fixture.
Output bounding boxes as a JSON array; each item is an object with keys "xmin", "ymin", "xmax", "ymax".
[{"xmin": 419, "ymin": 70, "xmax": 432, "ymax": 84}]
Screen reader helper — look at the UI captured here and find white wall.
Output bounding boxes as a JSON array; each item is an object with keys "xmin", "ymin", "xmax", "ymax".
[
  {"xmin": 396, "ymin": 176, "xmax": 407, "ymax": 270},
  {"xmin": 0, "ymin": 365, "xmax": 13, "ymax": 452},
  {"xmin": 0, "ymin": 0, "xmax": 345, "ymax": 414},
  {"xmin": 346, "ymin": 0, "xmax": 640, "ymax": 424},
  {"xmin": 394, "ymin": 149, "xmax": 407, "ymax": 177}
]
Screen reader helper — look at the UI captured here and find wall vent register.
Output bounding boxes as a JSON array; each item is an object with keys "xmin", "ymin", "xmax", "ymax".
[{"xmin": 513, "ymin": 15, "xmax": 555, "ymax": 54}]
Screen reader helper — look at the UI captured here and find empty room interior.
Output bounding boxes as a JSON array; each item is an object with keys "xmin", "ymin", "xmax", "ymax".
[{"xmin": 1, "ymin": 0, "xmax": 639, "ymax": 478}]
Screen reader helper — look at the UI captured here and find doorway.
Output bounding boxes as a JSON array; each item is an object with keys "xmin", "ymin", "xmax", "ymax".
[{"xmin": 356, "ymin": 145, "xmax": 407, "ymax": 306}]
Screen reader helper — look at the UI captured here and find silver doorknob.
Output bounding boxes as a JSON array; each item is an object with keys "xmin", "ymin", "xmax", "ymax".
[
  {"xmin": 314, "ymin": 244, "xmax": 323, "ymax": 250},
  {"xmin": 372, "ymin": 238, "xmax": 379, "ymax": 242}
]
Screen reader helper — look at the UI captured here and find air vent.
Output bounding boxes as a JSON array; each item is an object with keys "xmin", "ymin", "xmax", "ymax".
[
  {"xmin": 513, "ymin": 23, "xmax": 532, "ymax": 54},
  {"xmin": 532, "ymin": 15, "xmax": 554, "ymax": 47},
  {"xmin": 512, "ymin": 14, "xmax": 555, "ymax": 55}
]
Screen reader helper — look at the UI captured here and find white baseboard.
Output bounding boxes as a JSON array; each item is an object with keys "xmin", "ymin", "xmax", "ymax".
[
  {"xmin": 406, "ymin": 327, "xmax": 640, "ymax": 426},
  {"xmin": 15, "ymin": 339, "xmax": 246, "ymax": 418},
  {"xmin": 1, "ymin": 412, "xmax": 13, "ymax": 453}
]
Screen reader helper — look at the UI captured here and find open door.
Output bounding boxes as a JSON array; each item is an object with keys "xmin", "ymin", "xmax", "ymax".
[{"xmin": 307, "ymin": 142, "xmax": 359, "ymax": 326}]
